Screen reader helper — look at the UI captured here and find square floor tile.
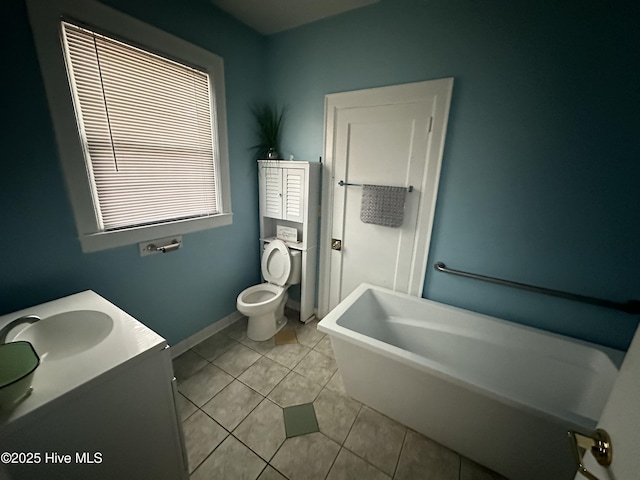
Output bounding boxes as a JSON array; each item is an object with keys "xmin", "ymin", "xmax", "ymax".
[
  {"xmin": 192, "ymin": 331, "xmax": 237, "ymax": 361},
  {"xmin": 344, "ymin": 406, "xmax": 406, "ymax": 476},
  {"xmin": 222, "ymin": 317, "xmax": 249, "ymax": 342},
  {"xmin": 233, "ymin": 398, "xmax": 286, "ymax": 461},
  {"xmin": 172, "ymin": 349, "xmax": 207, "ymax": 382},
  {"xmin": 238, "ymin": 356, "xmax": 290, "ymax": 396},
  {"xmin": 213, "ymin": 342, "xmax": 262, "ymax": 377},
  {"xmin": 176, "ymin": 392, "xmax": 197, "ymax": 422},
  {"xmin": 240, "ymin": 335, "xmax": 276, "ymax": 355},
  {"xmin": 202, "ymin": 380, "xmax": 263, "ymax": 431},
  {"xmin": 313, "ymin": 388, "xmax": 360, "ymax": 444},
  {"xmin": 293, "ymin": 349, "xmax": 337, "ymax": 386},
  {"xmin": 283, "ymin": 403, "xmax": 319, "ymax": 438},
  {"xmin": 274, "ymin": 327, "xmax": 298, "ymax": 345},
  {"xmin": 191, "ymin": 435, "xmax": 265, "ymax": 480},
  {"xmin": 313, "ymin": 336, "xmax": 335, "ymax": 358},
  {"xmin": 181, "ymin": 410, "xmax": 228, "ymax": 473},
  {"xmin": 178, "ymin": 363, "xmax": 234, "ymax": 406},
  {"xmin": 325, "ymin": 369, "xmax": 347, "ymax": 396},
  {"xmin": 271, "ymin": 431, "xmax": 340, "ymax": 480},
  {"xmin": 293, "ymin": 319, "xmax": 325, "ymax": 348},
  {"xmin": 265, "ymin": 342, "xmax": 310, "ymax": 369},
  {"xmin": 327, "ymin": 448, "xmax": 391, "ymax": 480},
  {"xmin": 267, "ymin": 371, "xmax": 323, "ymax": 407},
  {"xmin": 395, "ymin": 430, "xmax": 460, "ymax": 480},
  {"xmin": 258, "ymin": 466, "xmax": 288, "ymax": 480}
]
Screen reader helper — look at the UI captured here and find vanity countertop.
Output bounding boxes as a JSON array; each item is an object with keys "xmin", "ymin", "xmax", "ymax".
[{"xmin": 0, "ymin": 291, "xmax": 166, "ymax": 428}]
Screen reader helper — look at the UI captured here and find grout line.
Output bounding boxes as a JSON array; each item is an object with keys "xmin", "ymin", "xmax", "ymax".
[
  {"xmin": 186, "ymin": 416, "xmax": 230, "ymax": 477},
  {"xmin": 207, "ymin": 399, "xmax": 280, "ymax": 468},
  {"xmin": 177, "ymin": 316, "xmax": 348, "ymax": 479},
  {"xmin": 338, "ymin": 443, "xmax": 392, "ymax": 479},
  {"xmin": 392, "ymin": 428, "xmax": 409, "ymax": 479},
  {"xmin": 322, "ymin": 444, "xmax": 342, "ymax": 480},
  {"xmin": 341, "ymin": 403, "xmax": 363, "ymax": 446},
  {"xmin": 256, "ymin": 463, "xmax": 269, "ymax": 480}
]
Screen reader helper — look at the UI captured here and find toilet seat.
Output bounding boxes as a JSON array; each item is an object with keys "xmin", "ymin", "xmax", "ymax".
[
  {"xmin": 237, "ymin": 283, "xmax": 286, "ymax": 309},
  {"xmin": 261, "ymin": 240, "xmax": 292, "ymax": 286}
]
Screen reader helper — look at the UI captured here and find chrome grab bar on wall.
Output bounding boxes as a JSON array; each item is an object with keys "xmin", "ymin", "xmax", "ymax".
[
  {"xmin": 338, "ymin": 180, "xmax": 413, "ymax": 192},
  {"xmin": 434, "ymin": 262, "xmax": 640, "ymax": 314}
]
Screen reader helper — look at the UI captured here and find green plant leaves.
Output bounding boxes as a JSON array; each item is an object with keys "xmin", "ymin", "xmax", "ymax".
[{"xmin": 250, "ymin": 103, "xmax": 285, "ymax": 160}]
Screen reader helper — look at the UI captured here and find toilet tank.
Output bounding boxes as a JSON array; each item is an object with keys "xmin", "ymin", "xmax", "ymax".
[{"xmin": 288, "ymin": 250, "xmax": 302, "ymax": 285}]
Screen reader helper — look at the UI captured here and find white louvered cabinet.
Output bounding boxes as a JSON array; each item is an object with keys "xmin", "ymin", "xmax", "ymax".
[
  {"xmin": 283, "ymin": 168, "xmax": 305, "ymax": 223},
  {"xmin": 262, "ymin": 166, "xmax": 283, "ymax": 219},
  {"xmin": 260, "ymin": 165, "xmax": 305, "ymax": 223},
  {"xmin": 258, "ymin": 160, "xmax": 320, "ymax": 323}
]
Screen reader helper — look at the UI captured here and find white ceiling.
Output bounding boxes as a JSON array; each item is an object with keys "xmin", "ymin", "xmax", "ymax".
[{"xmin": 209, "ymin": 0, "xmax": 380, "ymax": 35}]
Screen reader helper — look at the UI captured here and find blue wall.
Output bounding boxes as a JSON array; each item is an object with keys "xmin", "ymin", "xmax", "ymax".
[
  {"xmin": 0, "ymin": 0, "xmax": 266, "ymax": 345},
  {"xmin": 2, "ymin": 0, "xmax": 638, "ymax": 351},
  {"xmin": 267, "ymin": 0, "xmax": 640, "ymax": 350}
]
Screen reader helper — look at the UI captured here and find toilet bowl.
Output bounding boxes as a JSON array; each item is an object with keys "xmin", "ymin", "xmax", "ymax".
[{"xmin": 237, "ymin": 240, "xmax": 301, "ymax": 341}]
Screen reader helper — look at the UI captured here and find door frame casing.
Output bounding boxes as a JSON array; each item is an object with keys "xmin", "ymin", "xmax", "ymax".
[{"xmin": 318, "ymin": 78, "xmax": 454, "ymax": 318}]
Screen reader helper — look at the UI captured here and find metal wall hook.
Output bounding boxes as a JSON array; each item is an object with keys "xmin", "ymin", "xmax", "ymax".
[{"xmin": 568, "ymin": 429, "xmax": 612, "ymax": 480}]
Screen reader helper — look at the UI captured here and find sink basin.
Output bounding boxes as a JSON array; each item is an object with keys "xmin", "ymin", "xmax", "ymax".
[{"xmin": 10, "ymin": 310, "xmax": 113, "ymax": 361}]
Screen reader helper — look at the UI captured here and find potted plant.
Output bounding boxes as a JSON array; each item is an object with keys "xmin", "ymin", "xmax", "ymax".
[{"xmin": 250, "ymin": 103, "xmax": 285, "ymax": 160}]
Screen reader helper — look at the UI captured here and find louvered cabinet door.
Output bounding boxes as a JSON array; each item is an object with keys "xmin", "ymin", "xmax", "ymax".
[
  {"xmin": 260, "ymin": 167, "xmax": 283, "ymax": 219},
  {"xmin": 283, "ymin": 168, "xmax": 305, "ymax": 223}
]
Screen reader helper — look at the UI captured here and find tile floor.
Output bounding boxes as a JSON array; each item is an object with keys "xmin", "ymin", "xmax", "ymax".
[{"xmin": 173, "ymin": 311, "xmax": 507, "ymax": 480}]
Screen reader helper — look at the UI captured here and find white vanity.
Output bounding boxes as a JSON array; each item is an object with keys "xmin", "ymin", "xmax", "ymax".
[{"xmin": 0, "ymin": 291, "xmax": 188, "ymax": 480}]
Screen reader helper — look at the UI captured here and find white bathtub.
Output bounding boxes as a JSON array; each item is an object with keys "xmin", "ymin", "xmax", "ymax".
[{"xmin": 317, "ymin": 283, "xmax": 624, "ymax": 480}]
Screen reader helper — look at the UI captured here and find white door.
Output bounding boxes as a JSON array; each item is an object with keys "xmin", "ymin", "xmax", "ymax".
[
  {"xmin": 572, "ymin": 326, "xmax": 640, "ymax": 480},
  {"xmin": 318, "ymin": 79, "xmax": 453, "ymax": 317}
]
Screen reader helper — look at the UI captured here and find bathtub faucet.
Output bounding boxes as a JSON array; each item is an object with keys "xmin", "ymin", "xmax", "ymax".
[{"xmin": 0, "ymin": 315, "xmax": 41, "ymax": 344}]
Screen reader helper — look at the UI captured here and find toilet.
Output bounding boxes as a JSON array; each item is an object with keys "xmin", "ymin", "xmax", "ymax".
[{"xmin": 237, "ymin": 240, "xmax": 302, "ymax": 341}]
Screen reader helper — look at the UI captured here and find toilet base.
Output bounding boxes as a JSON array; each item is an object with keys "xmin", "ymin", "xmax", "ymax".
[
  {"xmin": 247, "ymin": 311, "xmax": 287, "ymax": 342},
  {"xmin": 245, "ymin": 291, "xmax": 289, "ymax": 342}
]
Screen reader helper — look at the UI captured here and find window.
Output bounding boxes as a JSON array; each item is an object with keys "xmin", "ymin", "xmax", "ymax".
[{"xmin": 27, "ymin": 0, "xmax": 232, "ymax": 252}]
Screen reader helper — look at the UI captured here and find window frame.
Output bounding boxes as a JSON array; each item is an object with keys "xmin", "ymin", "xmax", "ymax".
[{"xmin": 27, "ymin": 0, "xmax": 233, "ymax": 253}]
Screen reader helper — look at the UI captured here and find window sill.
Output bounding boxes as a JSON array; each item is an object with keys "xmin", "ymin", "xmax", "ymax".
[{"xmin": 79, "ymin": 213, "xmax": 233, "ymax": 253}]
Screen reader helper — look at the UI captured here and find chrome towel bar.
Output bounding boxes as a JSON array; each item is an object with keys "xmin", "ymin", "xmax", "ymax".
[
  {"xmin": 434, "ymin": 262, "xmax": 640, "ymax": 314},
  {"xmin": 338, "ymin": 180, "xmax": 413, "ymax": 192}
]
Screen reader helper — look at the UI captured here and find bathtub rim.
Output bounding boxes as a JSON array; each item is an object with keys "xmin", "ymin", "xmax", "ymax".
[{"xmin": 317, "ymin": 283, "xmax": 623, "ymax": 429}]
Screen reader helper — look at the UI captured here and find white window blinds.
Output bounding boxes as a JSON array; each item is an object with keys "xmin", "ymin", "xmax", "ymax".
[{"xmin": 61, "ymin": 21, "xmax": 219, "ymax": 231}]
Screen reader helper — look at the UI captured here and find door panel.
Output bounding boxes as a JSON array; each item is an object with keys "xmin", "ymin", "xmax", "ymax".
[
  {"xmin": 329, "ymin": 102, "xmax": 431, "ymax": 307},
  {"xmin": 319, "ymin": 78, "xmax": 454, "ymax": 317}
]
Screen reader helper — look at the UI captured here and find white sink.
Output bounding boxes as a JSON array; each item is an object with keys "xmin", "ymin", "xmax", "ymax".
[
  {"xmin": 0, "ymin": 291, "xmax": 166, "ymax": 426},
  {"xmin": 10, "ymin": 310, "xmax": 113, "ymax": 361}
]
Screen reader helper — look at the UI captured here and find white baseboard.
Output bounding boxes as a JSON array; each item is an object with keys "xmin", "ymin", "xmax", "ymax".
[{"xmin": 170, "ymin": 310, "xmax": 244, "ymax": 358}]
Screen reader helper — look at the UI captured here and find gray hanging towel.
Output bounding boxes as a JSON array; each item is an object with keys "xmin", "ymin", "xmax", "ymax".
[{"xmin": 360, "ymin": 184, "xmax": 407, "ymax": 228}]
